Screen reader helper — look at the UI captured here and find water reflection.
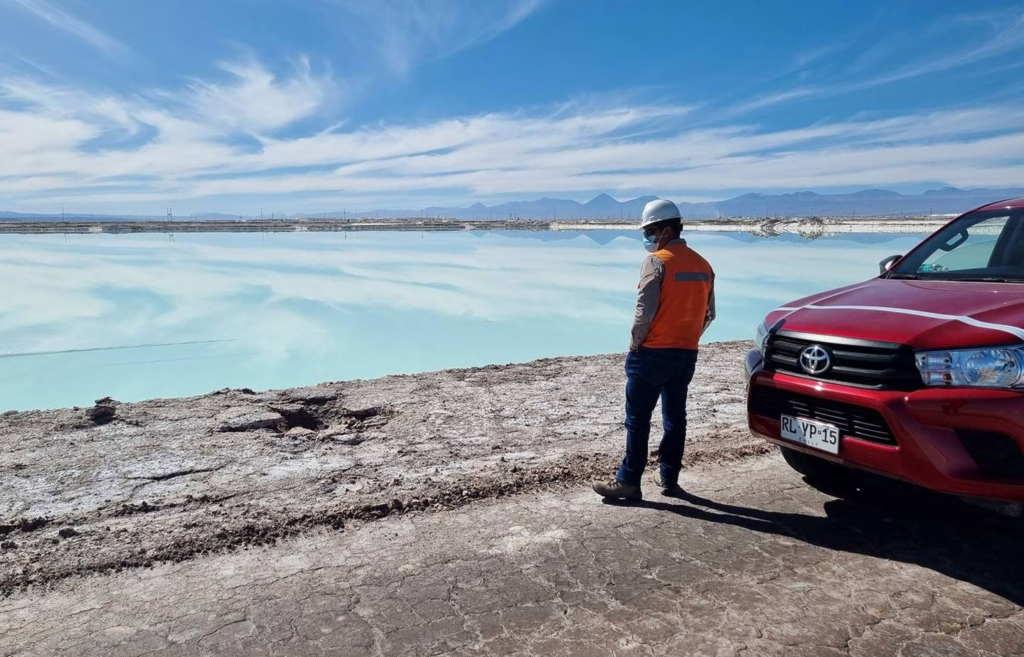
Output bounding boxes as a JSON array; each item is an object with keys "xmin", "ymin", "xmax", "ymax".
[{"xmin": 0, "ymin": 229, "xmax": 927, "ymax": 411}]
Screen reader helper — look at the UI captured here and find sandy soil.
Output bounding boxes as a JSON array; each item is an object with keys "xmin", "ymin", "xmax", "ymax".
[{"xmin": 0, "ymin": 341, "xmax": 758, "ymax": 596}]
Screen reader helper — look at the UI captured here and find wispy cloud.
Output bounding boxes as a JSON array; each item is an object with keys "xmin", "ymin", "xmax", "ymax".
[
  {"xmin": 792, "ymin": 42, "xmax": 850, "ymax": 70},
  {"xmin": 853, "ymin": 11, "xmax": 1024, "ymax": 88},
  {"xmin": 329, "ymin": 0, "xmax": 546, "ymax": 74},
  {"xmin": 8, "ymin": 0, "xmax": 126, "ymax": 57},
  {"xmin": 3, "ymin": 59, "xmax": 1024, "ymax": 213},
  {"xmin": 175, "ymin": 57, "xmax": 336, "ymax": 134},
  {"xmin": 724, "ymin": 89, "xmax": 817, "ymax": 116},
  {"xmin": 731, "ymin": 8, "xmax": 1024, "ymax": 114}
]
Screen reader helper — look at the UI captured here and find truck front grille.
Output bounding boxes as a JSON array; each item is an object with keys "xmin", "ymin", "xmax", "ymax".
[
  {"xmin": 750, "ymin": 385, "xmax": 898, "ymax": 446},
  {"xmin": 765, "ymin": 331, "xmax": 921, "ymax": 391}
]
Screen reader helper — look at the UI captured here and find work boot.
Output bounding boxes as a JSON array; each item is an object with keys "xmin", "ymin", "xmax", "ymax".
[
  {"xmin": 653, "ymin": 474, "xmax": 686, "ymax": 498},
  {"xmin": 592, "ymin": 479, "xmax": 642, "ymax": 501}
]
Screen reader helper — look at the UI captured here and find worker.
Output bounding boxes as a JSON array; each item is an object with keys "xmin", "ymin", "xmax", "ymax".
[{"xmin": 593, "ymin": 199, "xmax": 716, "ymax": 501}]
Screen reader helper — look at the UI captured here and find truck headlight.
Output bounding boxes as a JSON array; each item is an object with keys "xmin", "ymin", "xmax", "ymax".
[
  {"xmin": 754, "ymin": 320, "xmax": 770, "ymax": 354},
  {"xmin": 915, "ymin": 347, "xmax": 1024, "ymax": 388}
]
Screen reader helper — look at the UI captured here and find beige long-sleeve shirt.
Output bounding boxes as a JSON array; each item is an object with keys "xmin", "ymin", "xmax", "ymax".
[{"xmin": 630, "ymin": 239, "xmax": 716, "ymax": 351}]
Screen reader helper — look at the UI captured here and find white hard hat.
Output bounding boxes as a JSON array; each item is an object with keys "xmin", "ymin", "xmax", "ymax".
[{"xmin": 639, "ymin": 199, "xmax": 681, "ymax": 230}]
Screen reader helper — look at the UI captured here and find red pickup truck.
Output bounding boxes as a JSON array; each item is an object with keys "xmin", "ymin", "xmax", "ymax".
[{"xmin": 746, "ymin": 197, "xmax": 1024, "ymax": 506}]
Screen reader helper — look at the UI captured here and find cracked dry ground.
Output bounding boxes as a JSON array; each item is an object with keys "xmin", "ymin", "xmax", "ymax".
[{"xmin": 2, "ymin": 341, "xmax": 1024, "ymax": 656}]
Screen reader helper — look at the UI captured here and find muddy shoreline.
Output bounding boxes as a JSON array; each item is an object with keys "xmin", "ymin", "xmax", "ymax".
[{"xmin": 0, "ymin": 342, "xmax": 756, "ymax": 596}]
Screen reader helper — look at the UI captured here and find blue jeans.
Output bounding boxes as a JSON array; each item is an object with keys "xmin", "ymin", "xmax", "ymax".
[{"xmin": 616, "ymin": 347, "xmax": 698, "ymax": 487}]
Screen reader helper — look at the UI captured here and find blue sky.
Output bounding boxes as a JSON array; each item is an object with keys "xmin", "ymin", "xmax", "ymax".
[{"xmin": 1, "ymin": 0, "xmax": 1023, "ymax": 214}]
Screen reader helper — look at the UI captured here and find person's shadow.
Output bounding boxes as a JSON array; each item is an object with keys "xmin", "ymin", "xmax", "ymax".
[{"xmin": 607, "ymin": 476, "xmax": 1024, "ymax": 605}]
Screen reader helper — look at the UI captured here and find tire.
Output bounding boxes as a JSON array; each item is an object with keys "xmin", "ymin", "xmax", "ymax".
[{"xmin": 780, "ymin": 446, "xmax": 864, "ymax": 491}]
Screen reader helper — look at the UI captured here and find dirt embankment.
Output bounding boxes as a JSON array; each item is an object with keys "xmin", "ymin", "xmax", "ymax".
[{"xmin": 0, "ymin": 341, "xmax": 757, "ymax": 595}]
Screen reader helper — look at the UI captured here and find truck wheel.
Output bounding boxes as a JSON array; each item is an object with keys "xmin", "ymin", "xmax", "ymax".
[{"xmin": 780, "ymin": 446, "xmax": 863, "ymax": 491}]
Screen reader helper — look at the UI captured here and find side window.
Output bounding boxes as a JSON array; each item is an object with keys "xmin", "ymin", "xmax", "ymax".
[{"xmin": 919, "ymin": 216, "xmax": 1009, "ymax": 273}]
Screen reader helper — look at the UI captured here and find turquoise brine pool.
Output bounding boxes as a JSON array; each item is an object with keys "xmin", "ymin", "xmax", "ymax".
[{"xmin": 0, "ymin": 229, "xmax": 927, "ymax": 411}]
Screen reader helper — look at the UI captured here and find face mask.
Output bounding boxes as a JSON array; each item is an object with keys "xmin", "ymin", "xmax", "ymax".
[{"xmin": 643, "ymin": 234, "xmax": 658, "ymax": 252}]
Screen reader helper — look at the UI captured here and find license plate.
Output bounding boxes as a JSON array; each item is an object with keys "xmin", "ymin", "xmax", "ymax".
[{"xmin": 780, "ymin": 415, "xmax": 840, "ymax": 455}]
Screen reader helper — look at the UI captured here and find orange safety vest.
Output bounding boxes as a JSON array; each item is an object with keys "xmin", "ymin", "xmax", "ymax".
[{"xmin": 642, "ymin": 242, "xmax": 714, "ymax": 350}]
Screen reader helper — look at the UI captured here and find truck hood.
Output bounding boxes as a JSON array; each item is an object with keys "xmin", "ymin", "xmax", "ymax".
[{"xmin": 765, "ymin": 278, "xmax": 1024, "ymax": 350}]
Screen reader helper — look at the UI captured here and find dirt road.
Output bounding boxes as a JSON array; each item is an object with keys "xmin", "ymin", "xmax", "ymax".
[
  {"xmin": 2, "ymin": 341, "xmax": 1022, "ymax": 655},
  {"xmin": 3, "ymin": 455, "xmax": 1023, "ymax": 656}
]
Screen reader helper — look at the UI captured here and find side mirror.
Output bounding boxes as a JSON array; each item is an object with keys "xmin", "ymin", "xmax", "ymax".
[{"xmin": 879, "ymin": 254, "xmax": 902, "ymax": 275}]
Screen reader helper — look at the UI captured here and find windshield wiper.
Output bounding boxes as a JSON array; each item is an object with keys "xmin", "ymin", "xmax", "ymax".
[
  {"xmin": 886, "ymin": 273, "xmax": 920, "ymax": 280},
  {"xmin": 948, "ymin": 276, "xmax": 1019, "ymax": 283}
]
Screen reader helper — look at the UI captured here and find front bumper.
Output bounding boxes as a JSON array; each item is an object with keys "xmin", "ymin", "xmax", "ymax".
[{"xmin": 745, "ymin": 349, "xmax": 1024, "ymax": 503}]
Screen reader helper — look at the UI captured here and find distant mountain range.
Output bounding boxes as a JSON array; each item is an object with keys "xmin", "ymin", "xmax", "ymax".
[
  {"xmin": 3, "ymin": 186, "xmax": 1023, "ymax": 222},
  {"xmin": 387, "ymin": 187, "xmax": 1024, "ymax": 220}
]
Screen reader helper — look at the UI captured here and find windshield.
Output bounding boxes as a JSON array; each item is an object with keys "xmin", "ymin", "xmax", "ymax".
[{"xmin": 888, "ymin": 208, "xmax": 1024, "ymax": 282}]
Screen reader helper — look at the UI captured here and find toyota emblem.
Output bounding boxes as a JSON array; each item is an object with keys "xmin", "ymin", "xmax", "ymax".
[{"xmin": 799, "ymin": 345, "xmax": 832, "ymax": 375}]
